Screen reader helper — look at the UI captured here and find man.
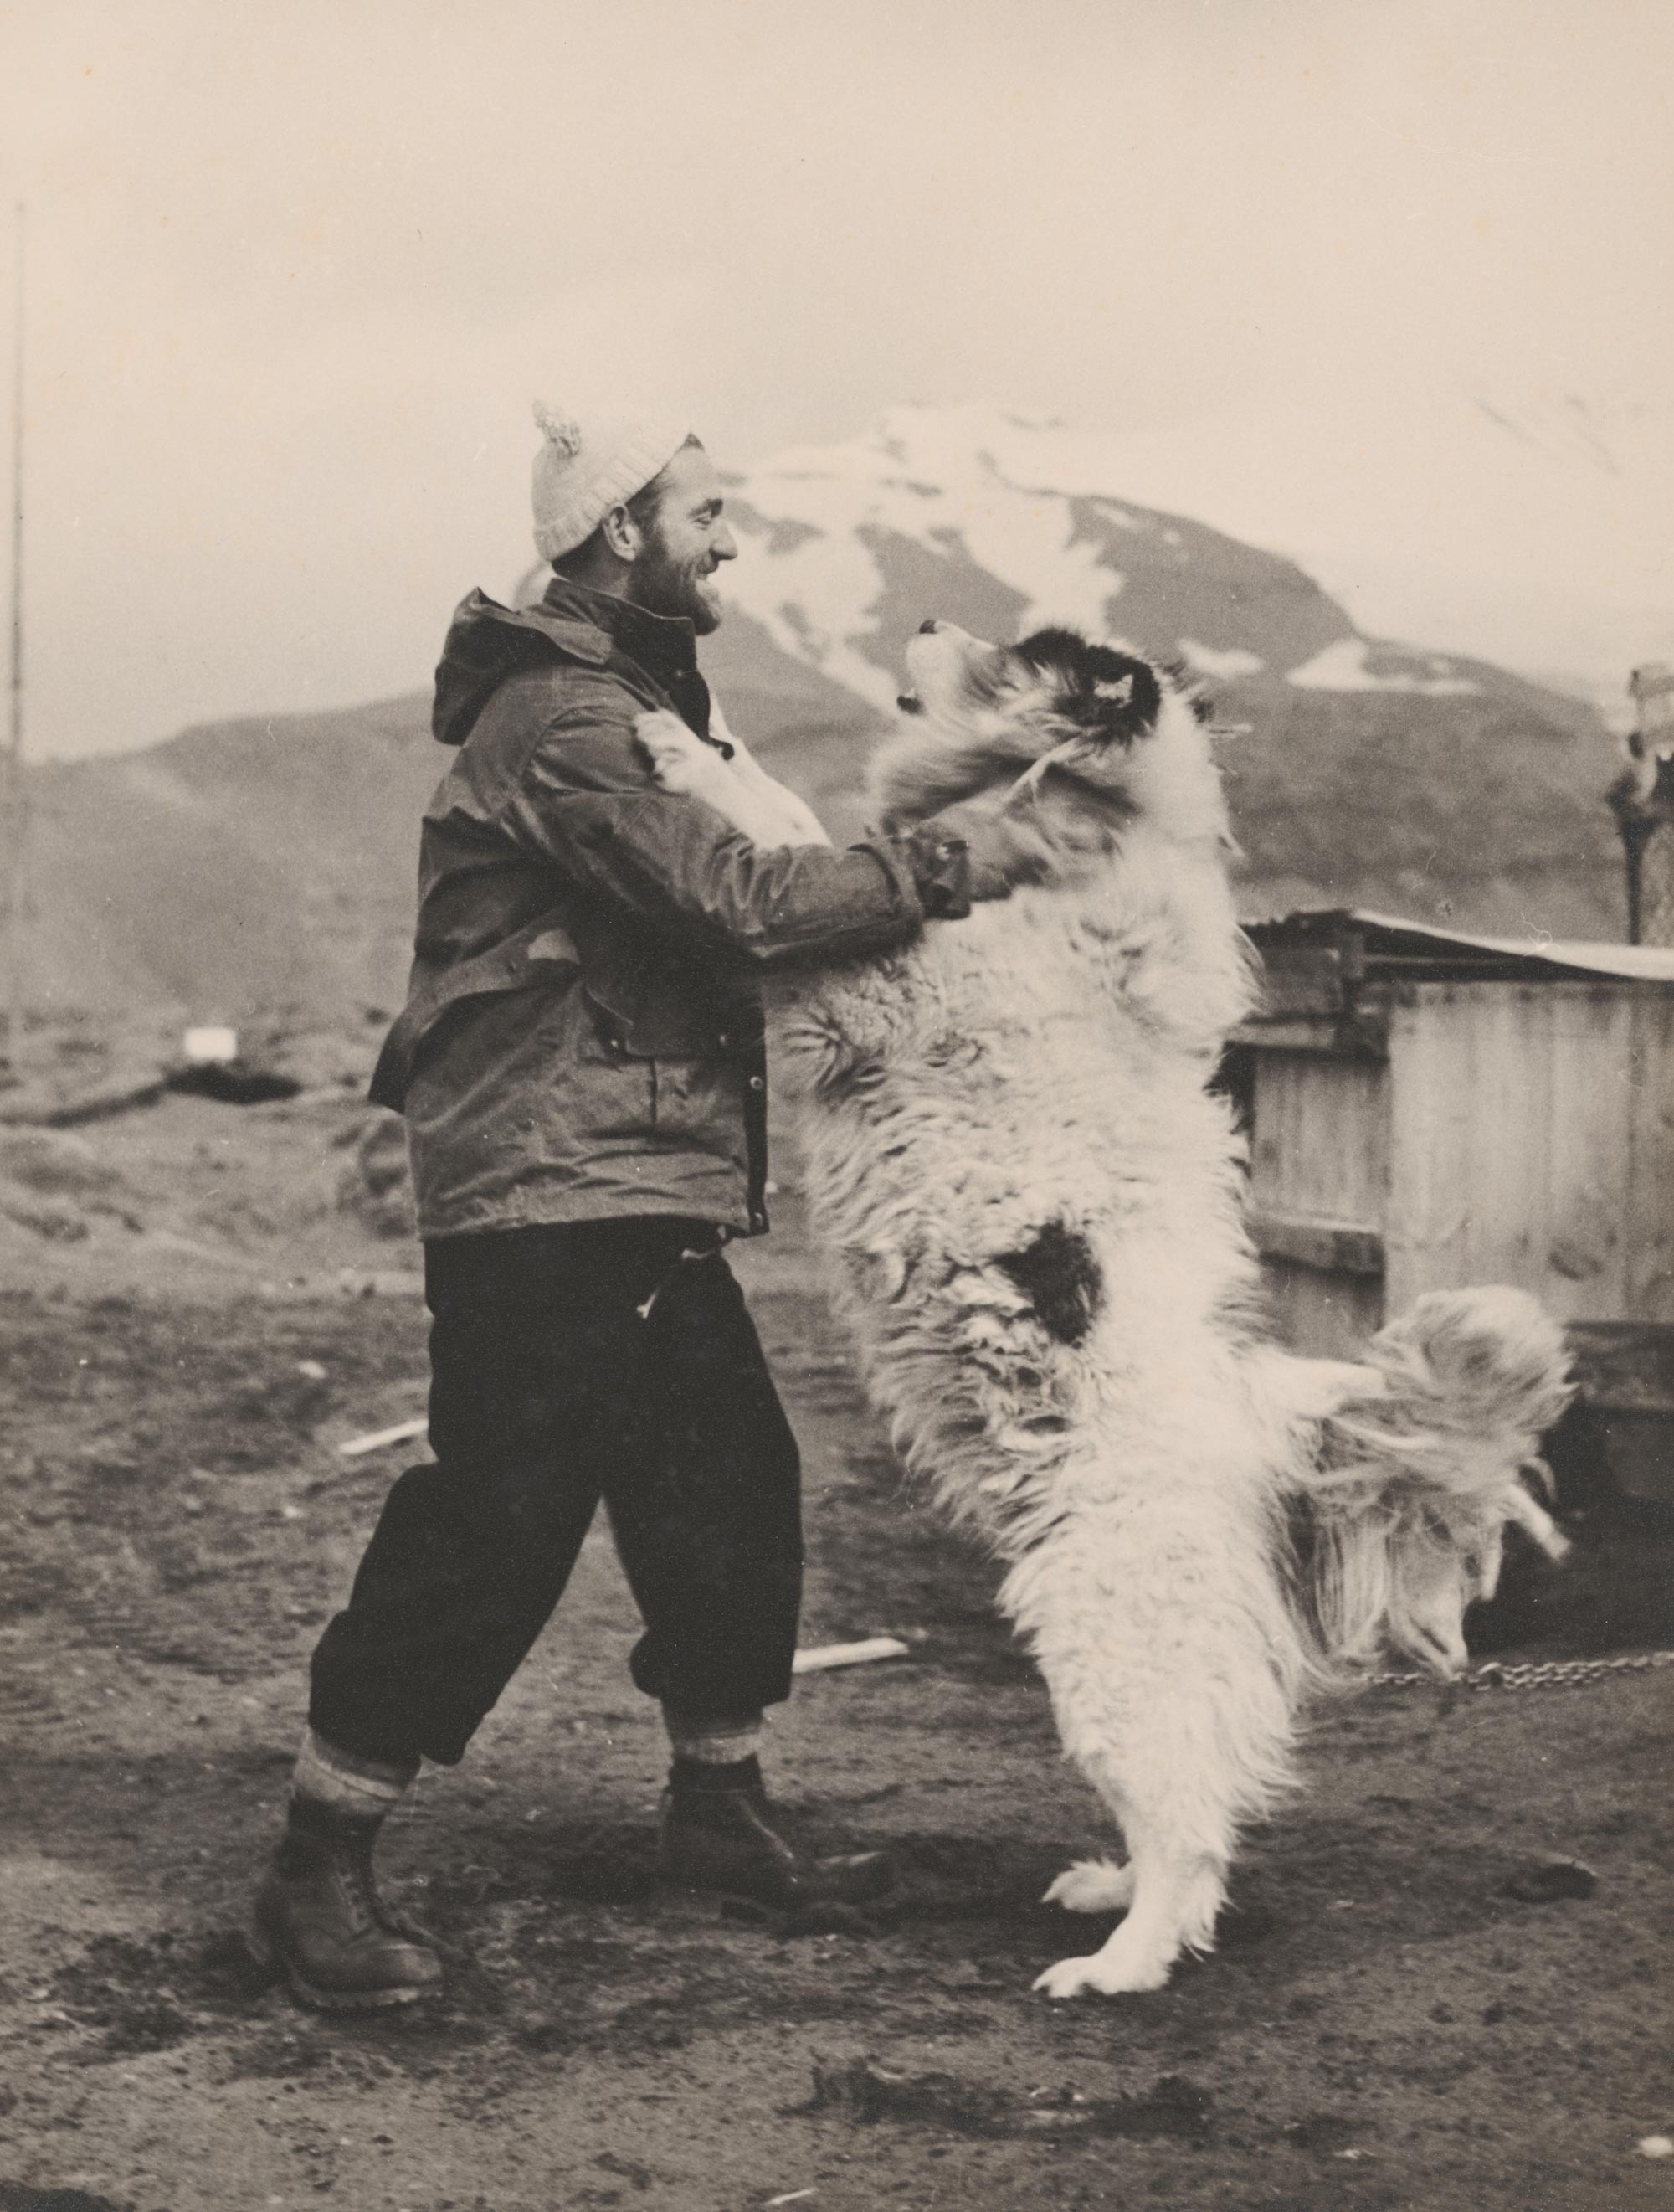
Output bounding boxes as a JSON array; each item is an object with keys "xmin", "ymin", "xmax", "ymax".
[{"xmin": 250, "ymin": 403, "xmax": 1042, "ymax": 2010}]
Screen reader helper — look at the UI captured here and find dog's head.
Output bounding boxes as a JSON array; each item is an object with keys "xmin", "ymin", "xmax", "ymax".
[{"xmin": 870, "ymin": 621, "xmax": 1230, "ymax": 855}]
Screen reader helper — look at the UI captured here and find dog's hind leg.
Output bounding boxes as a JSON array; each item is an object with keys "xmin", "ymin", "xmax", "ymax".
[
  {"xmin": 1042, "ymin": 1859, "xmax": 1135, "ymax": 1914},
  {"xmin": 1023, "ymin": 1613, "xmax": 1269, "ymax": 1998},
  {"xmin": 1035, "ymin": 1839, "xmax": 1226, "ymax": 1999}
]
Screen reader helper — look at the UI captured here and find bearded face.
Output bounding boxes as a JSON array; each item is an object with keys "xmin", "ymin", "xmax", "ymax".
[{"xmin": 624, "ymin": 441, "xmax": 737, "ymax": 635}]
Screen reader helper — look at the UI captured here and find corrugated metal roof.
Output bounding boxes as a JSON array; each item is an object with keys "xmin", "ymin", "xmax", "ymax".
[{"xmin": 1244, "ymin": 907, "xmax": 1674, "ymax": 985}]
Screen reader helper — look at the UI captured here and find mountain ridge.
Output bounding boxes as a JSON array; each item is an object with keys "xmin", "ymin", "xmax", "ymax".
[{"xmin": 12, "ymin": 405, "xmax": 1630, "ymax": 1026}]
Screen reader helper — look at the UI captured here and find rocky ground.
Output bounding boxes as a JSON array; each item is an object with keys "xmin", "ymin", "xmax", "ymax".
[{"xmin": 0, "ymin": 1087, "xmax": 1670, "ymax": 2212}]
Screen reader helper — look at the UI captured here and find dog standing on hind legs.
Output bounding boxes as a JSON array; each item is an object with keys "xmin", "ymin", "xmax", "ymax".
[{"xmin": 635, "ymin": 621, "xmax": 1573, "ymax": 1998}]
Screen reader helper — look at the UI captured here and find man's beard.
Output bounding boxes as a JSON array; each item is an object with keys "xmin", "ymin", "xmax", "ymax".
[{"xmin": 627, "ymin": 527, "xmax": 723, "ymax": 634}]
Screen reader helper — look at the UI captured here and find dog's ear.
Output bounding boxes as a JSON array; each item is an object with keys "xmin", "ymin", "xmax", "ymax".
[{"xmin": 1158, "ymin": 659, "xmax": 1217, "ymax": 728}]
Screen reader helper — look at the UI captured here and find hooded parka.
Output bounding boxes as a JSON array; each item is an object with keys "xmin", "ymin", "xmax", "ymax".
[{"xmin": 377, "ymin": 575, "xmax": 937, "ymax": 1240}]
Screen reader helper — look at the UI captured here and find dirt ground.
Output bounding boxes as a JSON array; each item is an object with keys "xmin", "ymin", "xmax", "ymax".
[{"xmin": 0, "ymin": 1088, "xmax": 1671, "ymax": 2212}]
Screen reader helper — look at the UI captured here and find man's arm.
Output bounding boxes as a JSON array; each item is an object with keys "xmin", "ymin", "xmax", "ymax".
[{"xmin": 497, "ymin": 707, "xmax": 969, "ymax": 973}]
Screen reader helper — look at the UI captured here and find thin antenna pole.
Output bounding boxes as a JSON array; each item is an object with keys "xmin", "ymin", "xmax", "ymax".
[{"xmin": 4, "ymin": 200, "xmax": 23, "ymax": 1063}]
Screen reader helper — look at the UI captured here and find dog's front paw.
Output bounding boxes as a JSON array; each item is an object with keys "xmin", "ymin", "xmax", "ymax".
[
  {"xmin": 634, "ymin": 708, "xmax": 706, "ymax": 790},
  {"xmin": 1043, "ymin": 1859, "xmax": 1135, "ymax": 1916}
]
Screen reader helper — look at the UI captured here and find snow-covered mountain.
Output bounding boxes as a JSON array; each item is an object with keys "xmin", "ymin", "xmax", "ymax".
[
  {"xmin": 701, "ymin": 402, "xmax": 1628, "ymax": 939},
  {"xmin": 815, "ymin": 389, "xmax": 1671, "ymax": 707},
  {"xmin": 717, "ymin": 396, "xmax": 1670, "ymax": 714}
]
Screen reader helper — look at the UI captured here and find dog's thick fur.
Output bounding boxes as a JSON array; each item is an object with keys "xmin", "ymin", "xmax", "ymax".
[{"xmin": 636, "ymin": 626, "xmax": 1573, "ymax": 1997}]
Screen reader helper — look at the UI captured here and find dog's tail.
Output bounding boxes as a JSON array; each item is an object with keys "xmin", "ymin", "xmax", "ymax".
[{"xmin": 1291, "ymin": 1286, "xmax": 1574, "ymax": 1678}]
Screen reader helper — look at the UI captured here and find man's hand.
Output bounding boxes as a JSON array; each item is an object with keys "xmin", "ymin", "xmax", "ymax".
[{"xmin": 909, "ymin": 803, "xmax": 1058, "ymax": 908}]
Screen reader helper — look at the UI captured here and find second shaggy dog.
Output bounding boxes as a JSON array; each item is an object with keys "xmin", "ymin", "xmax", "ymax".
[{"xmin": 636, "ymin": 625, "xmax": 1571, "ymax": 1997}]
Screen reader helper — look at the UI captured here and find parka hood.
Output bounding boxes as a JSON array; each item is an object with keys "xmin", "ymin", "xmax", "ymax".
[
  {"xmin": 431, "ymin": 589, "xmax": 614, "ymax": 748},
  {"xmin": 432, "ymin": 578, "xmax": 702, "ymax": 748}
]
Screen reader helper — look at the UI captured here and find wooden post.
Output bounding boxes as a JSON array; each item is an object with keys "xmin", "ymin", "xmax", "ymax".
[
  {"xmin": 3, "ymin": 202, "xmax": 23, "ymax": 1064},
  {"xmin": 1610, "ymin": 666, "xmax": 1674, "ymax": 949}
]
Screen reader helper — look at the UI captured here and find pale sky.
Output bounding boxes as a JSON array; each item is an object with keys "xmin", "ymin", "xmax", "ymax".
[{"xmin": 3, "ymin": 0, "xmax": 1670, "ymax": 756}]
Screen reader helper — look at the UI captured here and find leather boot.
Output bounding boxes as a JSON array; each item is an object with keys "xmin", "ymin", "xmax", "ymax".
[
  {"xmin": 249, "ymin": 1798, "xmax": 443, "ymax": 2010},
  {"xmin": 659, "ymin": 1761, "xmax": 895, "ymax": 1908}
]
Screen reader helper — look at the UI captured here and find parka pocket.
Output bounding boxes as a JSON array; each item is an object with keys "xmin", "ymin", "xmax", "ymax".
[
  {"xmin": 579, "ymin": 960, "xmax": 754, "ymax": 1160},
  {"xmin": 572, "ymin": 985, "xmax": 657, "ymax": 1139}
]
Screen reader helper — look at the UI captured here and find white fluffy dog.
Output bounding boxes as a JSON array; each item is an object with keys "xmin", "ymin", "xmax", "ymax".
[{"xmin": 636, "ymin": 625, "xmax": 1572, "ymax": 1998}]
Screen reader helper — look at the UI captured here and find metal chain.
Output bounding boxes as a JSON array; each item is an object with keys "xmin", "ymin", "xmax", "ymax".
[{"xmin": 1365, "ymin": 1649, "xmax": 1674, "ymax": 1692}]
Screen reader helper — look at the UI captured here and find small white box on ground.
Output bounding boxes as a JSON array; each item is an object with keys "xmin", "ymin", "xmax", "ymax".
[{"xmin": 183, "ymin": 1026, "xmax": 239, "ymax": 1066}]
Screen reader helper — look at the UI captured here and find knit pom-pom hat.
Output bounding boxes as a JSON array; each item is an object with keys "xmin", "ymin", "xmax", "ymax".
[{"xmin": 531, "ymin": 401, "xmax": 691, "ymax": 561}]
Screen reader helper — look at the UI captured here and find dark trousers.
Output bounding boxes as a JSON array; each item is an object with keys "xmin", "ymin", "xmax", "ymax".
[{"xmin": 308, "ymin": 1217, "xmax": 804, "ymax": 1767}]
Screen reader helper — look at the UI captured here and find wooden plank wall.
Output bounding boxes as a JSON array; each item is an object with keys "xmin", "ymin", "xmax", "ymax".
[
  {"xmin": 1384, "ymin": 981, "xmax": 1674, "ymax": 1325},
  {"xmin": 1257, "ymin": 1258, "xmax": 1384, "ymax": 1361},
  {"xmin": 1625, "ymin": 987, "xmax": 1674, "ymax": 1319},
  {"xmin": 1250, "ymin": 1051, "xmax": 1389, "ymax": 1225},
  {"xmin": 1249, "ymin": 1048, "xmax": 1389, "ymax": 1356}
]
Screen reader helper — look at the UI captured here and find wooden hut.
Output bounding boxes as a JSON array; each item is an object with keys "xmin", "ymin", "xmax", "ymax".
[{"xmin": 1231, "ymin": 908, "xmax": 1674, "ymax": 1502}]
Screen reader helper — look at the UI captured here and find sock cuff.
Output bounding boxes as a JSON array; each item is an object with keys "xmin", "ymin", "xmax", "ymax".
[
  {"xmin": 661, "ymin": 1707, "xmax": 765, "ymax": 1767},
  {"xmin": 293, "ymin": 1728, "xmax": 418, "ymax": 1815},
  {"xmin": 669, "ymin": 1752, "xmax": 763, "ymax": 1795}
]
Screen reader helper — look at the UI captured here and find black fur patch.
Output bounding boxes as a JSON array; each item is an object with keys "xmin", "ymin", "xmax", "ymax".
[
  {"xmin": 1013, "ymin": 628, "xmax": 1163, "ymax": 740},
  {"xmin": 997, "ymin": 1221, "xmax": 1103, "ymax": 1346}
]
